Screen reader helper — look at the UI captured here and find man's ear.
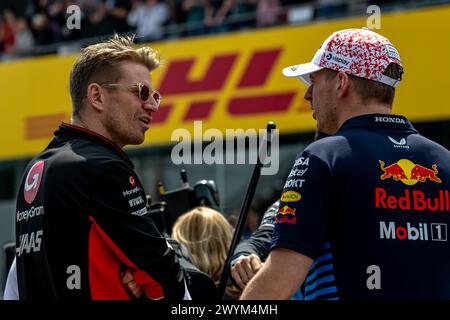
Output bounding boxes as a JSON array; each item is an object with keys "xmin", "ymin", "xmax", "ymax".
[
  {"xmin": 336, "ymin": 72, "xmax": 350, "ymax": 99},
  {"xmin": 86, "ymin": 83, "xmax": 105, "ymax": 112}
]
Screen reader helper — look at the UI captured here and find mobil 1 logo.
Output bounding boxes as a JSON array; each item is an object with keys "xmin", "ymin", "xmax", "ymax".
[
  {"xmin": 431, "ymin": 223, "xmax": 447, "ymax": 241},
  {"xmin": 379, "ymin": 221, "xmax": 448, "ymax": 242}
]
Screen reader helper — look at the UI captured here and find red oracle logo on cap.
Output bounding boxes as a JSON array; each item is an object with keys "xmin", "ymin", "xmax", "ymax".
[
  {"xmin": 24, "ymin": 161, "xmax": 45, "ymax": 204},
  {"xmin": 129, "ymin": 176, "xmax": 136, "ymax": 187}
]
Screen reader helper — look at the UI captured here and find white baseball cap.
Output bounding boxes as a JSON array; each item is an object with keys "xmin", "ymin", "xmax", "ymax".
[{"xmin": 282, "ymin": 28, "xmax": 402, "ymax": 87}]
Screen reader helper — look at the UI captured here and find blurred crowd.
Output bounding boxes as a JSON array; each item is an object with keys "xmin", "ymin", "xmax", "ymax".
[{"xmin": 0, "ymin": 0, "xmax": 415, "ymax": 55}]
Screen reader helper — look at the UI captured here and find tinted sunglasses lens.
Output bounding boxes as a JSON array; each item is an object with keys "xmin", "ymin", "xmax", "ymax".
[
  {"xmin": 152, "ymin": 91, "xmax": 161, "ymax": 104},
  {"xmin": 139, "ymin": 85, "xmax": 150, "ymax": 102}
]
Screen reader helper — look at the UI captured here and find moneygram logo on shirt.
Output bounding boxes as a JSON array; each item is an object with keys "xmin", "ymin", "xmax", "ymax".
[
  {"xmin": 123, "ymin": 186, "xmax": 142, "ymax": 197},
  {"xmin": 24, "ymin": 160, "xmax": 44, "ymax": 204}
]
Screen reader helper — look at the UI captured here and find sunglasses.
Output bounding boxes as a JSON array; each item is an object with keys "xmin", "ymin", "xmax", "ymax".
[{"xmin": 101, "ymin": 82, "xmax": 161, "ymax": 104}]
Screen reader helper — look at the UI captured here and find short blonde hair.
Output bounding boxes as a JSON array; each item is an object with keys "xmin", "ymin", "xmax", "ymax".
[
  {"xmin": 171, "ymin": 207, "xmax": 233, "ymax": 286},
  {"xmin": 69, "ymin": 34, "xmax": 160, "ymax": 115}
]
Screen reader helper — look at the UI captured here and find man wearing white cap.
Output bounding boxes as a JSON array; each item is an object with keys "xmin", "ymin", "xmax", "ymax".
[{"xmin": 241, "ymin": 28, "xmax": 450, "ymax": 299}]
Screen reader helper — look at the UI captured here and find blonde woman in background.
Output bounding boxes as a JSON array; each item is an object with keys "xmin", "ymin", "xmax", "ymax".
[{"xmin": 171, "ymin": 206, "xmax": 233, "ymax": 287}]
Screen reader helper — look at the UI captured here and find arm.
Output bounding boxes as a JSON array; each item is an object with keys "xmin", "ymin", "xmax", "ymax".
[
  {"xmin": 240, "ymin": 248, "xmax": 312, "ymax": 300},
  {"xmin": 203, "ymin": 0, "xmax": 215, "ymax": 25},
  {"xmin": 127, "ymin": 5, "xmax": 141, "ymax": 27},
  {"xmin": 232, "ymin": 201, "xmax": 278, "ymax": 260},
  {"xmin": 241, "ymin": 146, "xmax": 333, "ymax": 300},
  {"xmin": 91, "ymin": 160, "xmax": 185, "ymax": 300},
  {"xmin": 230, "ymin": 201, "xmax": 278, "ymax": 289},
  {"xmin": 213, "ymin": 0, "xmax": 235, "ymax": 24},
  {"xmin": 122, "ymin": 239, "xmax": 196, "ymax": 300}
]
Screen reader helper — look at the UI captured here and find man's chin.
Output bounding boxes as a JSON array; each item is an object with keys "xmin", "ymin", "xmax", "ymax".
[
  {"xmin": 126, "ymin": 135, "xmax": 146, "ymax": 146},
  {"xmin": 135, "ymin": 137, "xmax": 146, "ymax": 145}
]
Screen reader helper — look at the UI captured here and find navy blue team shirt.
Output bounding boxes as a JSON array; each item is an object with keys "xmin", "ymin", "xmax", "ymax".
[{"xmin": 272, "ymin": 114, "xmax": 450, "ymax": 299}]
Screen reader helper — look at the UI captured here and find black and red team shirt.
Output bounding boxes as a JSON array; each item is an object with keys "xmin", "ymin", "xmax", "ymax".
[
  {"xmin": 272, "ymin": 114, "xmax": 450, "ymax": 299},
  {"xmin": 16, "ymin": 123, "xmax": 185, "ymax": 300}
]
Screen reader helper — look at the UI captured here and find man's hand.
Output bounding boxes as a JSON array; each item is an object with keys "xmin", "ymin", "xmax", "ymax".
[
  {"xmin": 240, "ymin": 248, "xmax": 312, "ymax": 300},
  {"xmin": 121, "ymin": 269, "xmax": 143, "ymax": 299},
  {"xmin": 230, "ymin": 254, "xmax": 263, "ymax": 290}
]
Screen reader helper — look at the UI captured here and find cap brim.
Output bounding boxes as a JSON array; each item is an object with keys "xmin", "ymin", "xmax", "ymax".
[{"xmin": 282, "ymin": 62, "xmax": 322, "ymax": 86}]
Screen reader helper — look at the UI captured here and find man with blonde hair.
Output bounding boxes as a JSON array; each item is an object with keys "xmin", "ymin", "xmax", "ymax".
[{"xmin": 15, "ymin": 35, "xmax": 186, "ymax": 300}]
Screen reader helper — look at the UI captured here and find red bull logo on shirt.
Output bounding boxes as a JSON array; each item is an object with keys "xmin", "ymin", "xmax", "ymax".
[
  {"xmin": 375, "ymin": 188, "xmax": 450, "ymax": 212},
  {"xmin": 379, "ymin": 159, "xmax": 442, "ymax": 185},
  {"xmin": 276, "ymin": 205, "xmax": 296, "ymax": 224},
  {"xmin": 277, "ymin": 206, "xmax": 296, "ymax": 215}
]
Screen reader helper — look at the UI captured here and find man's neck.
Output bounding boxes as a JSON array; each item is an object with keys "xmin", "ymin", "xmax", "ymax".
[
  {"xmin": 71, "ymin": 115, "xmax": 122, "ymax": 148},
  {"xmin": 70, "ymin": 116, "xmax": 86, "ymax": 129}
]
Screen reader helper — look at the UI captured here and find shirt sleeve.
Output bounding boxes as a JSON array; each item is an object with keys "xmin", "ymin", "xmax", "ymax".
[
  {"xmin": 271, "ymin": 151, "xmax": 333, "ymax": 259},
  {"xmin": 232, "ymin": 200, "xmax": 278, "ymax": 262},
  {"xmin": 90, "ymin": 159, "xmax": 184, "ymax": 300},
  {"xmin": 4, "ymin": 257, "xmax": 19, "ymax": 300}
]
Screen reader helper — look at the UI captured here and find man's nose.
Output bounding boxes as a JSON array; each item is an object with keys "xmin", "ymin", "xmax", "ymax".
[
  {"xmin": 143, "ymin": 101, "xmax": 159, "ymax": 112},
  {"xmin": 304, "ymin": 85, "xmax": 313, "ymax": 101}
]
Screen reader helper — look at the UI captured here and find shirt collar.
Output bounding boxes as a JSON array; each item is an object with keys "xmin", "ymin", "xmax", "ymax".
[
  {"xmin": 55, "ymin": 123, "xmax": 134, "ymax": 168},
  {"xmin": 338, "ymin": 113, "xmax": 418, "ymax": 133}
]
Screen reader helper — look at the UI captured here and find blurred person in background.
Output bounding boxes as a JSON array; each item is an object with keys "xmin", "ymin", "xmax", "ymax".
[
  {"xmin": 1, "ymin": 8, "xmax": 17, "ymax": 53},
  {"xmin": 256, "ymin": 0, "xmax": 281, "ymax": 27},
  {"xmin": 30, "ymin": 12, "xmax": 54, "ymax": 45},
  {"xmin": 229, "ymin": 0, "xmax": 257, "ymax": 30},
  {"xmin": 204, "ymin": 0, "xmax": 234, "ymax": 33},
  {"xmin": 13, "ymin": 17, "xmax": 34, "ymax": 53},
  {"xmin": 315, "ymin": 0, "xmax": 348, "ymax": 19},
  {"xmin": 84, "ymin": 0, "xmax": 130, "ymax": 38},
  {"xmin": 165, "ymin": 0, "xmax": 186, "ymax": 26},
  {"xmin": 182, "ymin": 0, "xmax": 206, "ymax": 36},
  {"xmin": 127, "ymin": 0, "xmax": 170, "ymax": 41},
  {"xmin": 171, "ymin": 206, "xmax": 233, "ymax": 288}
]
